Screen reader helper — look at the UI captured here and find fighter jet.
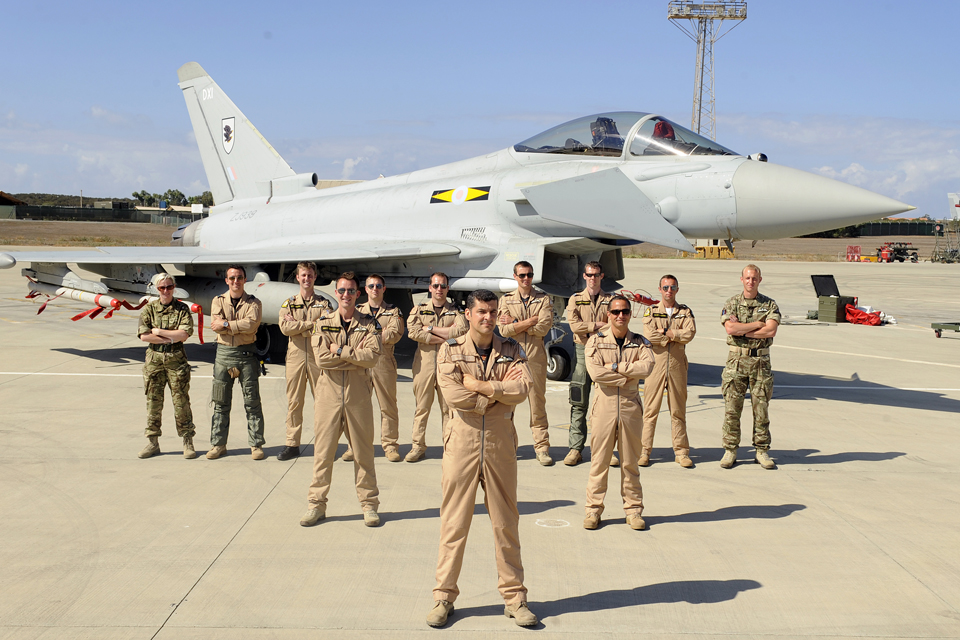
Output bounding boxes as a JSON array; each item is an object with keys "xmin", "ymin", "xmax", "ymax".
[{"xmin": 0, "ymin": 61, "xmax": 913, "ymax": 357}]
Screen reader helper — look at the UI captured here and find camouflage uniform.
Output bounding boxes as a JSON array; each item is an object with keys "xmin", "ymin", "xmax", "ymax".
[
  {"xmin": 139, "ymin": 299, "xmax": 195, "ymax": 438},
  {"xmin": 720, "ymin": 293, "xmax": 781, "ymax": 452}
]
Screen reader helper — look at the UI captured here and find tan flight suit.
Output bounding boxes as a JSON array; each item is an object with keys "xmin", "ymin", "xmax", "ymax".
[
  {"xmin": 358, "ymin": 301, "xmax": 405, "ymax": 453},
  {"xmin": 279, "ymin": 293, "xmax": 329, "ymax": 447},
  {"xmin": 308, "ymin": 310, "xmax": 382, "ymax": 510},
  {"xmin": 407, "ymin": 300, "xmax": 467, "ymax": 450},
  {"xmin": 565, "ymin": 290, "xmax": 613, "ymax": 451},
  {"xmin": 584, "ymin": 330, "xmax": 654, "ymax": 517},
  {"xmin": 434, "ymin": 335, "xmax": 532, "ymax": 606},
  {"xmin": 497, "ymin": 290, "xmax": 554, "ymax": 454},
  {"xmin": 641, "ymin": 301, "xmax": 697, "ymax": 456}
]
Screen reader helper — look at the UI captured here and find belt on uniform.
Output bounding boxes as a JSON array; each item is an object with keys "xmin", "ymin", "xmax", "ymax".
[
  {"xmin": 149, "ymin": 343, "xmax": 184, "ymax": 353},
  {"xmin": 453, "ymin": 409, "xmax": 513, "ymax": 420},
  {"xmin": 729, "ymin": 346, "xmax": 770, "ymax": 357}
]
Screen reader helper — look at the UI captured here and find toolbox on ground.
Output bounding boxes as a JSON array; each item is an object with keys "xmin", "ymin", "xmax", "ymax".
[{"xmin": 811, "ymin": 275, "xmax": 857, "ymax": 323}]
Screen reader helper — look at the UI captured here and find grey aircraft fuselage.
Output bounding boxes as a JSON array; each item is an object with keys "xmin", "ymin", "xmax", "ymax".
[{"xmin": 0, "ymin": 62, "xmax": 914, "ymax": 336}]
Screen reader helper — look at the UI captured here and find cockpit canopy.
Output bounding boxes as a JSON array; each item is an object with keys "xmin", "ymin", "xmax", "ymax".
[{"xmin": 513, "ymin": 112, "xmax": 738, "ymax": 158}]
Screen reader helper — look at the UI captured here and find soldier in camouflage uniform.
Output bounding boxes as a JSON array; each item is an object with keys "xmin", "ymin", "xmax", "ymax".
[
  {"xmin": 719, "ymin": 264, "xmax": 780, "ymax": 470},
  {"xmin": 137, "ymin": 273, "xmax": 196, "ymax": 459}
]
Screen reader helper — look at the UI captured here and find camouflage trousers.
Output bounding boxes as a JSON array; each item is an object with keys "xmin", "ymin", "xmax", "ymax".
[
  {"xmin": 210, "ymin": 345, "xmax": 265, "ymax": 448},
  {"xmin": 569, "ymin": 342, "xmax": 593, "ymax": 451},
  {"xmin": 720, "ymin": 354, "xmax": 773, "ymax": 451},
  {"xmin": 143, "ymin": 349, "xmax": 195, "ymax": 438}
]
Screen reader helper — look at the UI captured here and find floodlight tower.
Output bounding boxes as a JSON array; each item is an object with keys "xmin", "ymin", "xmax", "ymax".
[{"xmin": 668, "ymin": 1, "xmax": 746, "ymax": 140}]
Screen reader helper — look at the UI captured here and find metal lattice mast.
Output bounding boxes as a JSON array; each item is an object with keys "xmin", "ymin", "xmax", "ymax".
[{"xmin": 668, "ymin": 1, "xmax": 746, "ymax": 140}]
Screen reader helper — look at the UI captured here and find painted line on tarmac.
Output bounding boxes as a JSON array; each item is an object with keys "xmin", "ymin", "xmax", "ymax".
[
  {"xmin": 703, "ymin": 336, "xmax": 960, "ymax": 369},
  {"xmin": 0, "ymin": 371, "xmax": 285, "ymax": 379}
]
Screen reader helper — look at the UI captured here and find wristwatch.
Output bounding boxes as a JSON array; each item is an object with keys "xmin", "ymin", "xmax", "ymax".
[
  {"xmin": 222, "ymin": 321, "xmax": 228, "ymax": 329},
  {"xmin": 336, "ymin": 346, "xmax": 343, "ymax": 357},
  {"xmin": 426, "ymin": 326, "xmax": 433, "ymax": 333},
  {"xmin": 611, "ymin": 362, "xmax": 619, "ymax": 372}
]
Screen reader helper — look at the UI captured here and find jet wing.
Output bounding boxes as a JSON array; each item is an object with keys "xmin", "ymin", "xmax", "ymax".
[
  {"xmin": 521, "ymin": 167, "xmax": 696, "ymax": 253},
  {"xmin": 0, "ymin": 241, "xmax": 479, "ymax": 269}
]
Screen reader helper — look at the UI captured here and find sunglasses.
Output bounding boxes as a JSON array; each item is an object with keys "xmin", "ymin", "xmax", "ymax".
[
  {"xmin": 584, "ymin": 273, "xmax": 602, "ymax": 278},
  {"xmin": 661, "ymin": 285, "xmax": 678, "ymax": 291},
  {"xmin": 336, "ymin": 288, "xmax": 357, "ymax": 295},
  {"xmin": 157, "ymin": 285, "xmax": 175, "ymax": 291},
  {"xmin": 226, "ymin": 276, "xmax": 245, "ymax": 282},
  {"xmin": 516, "ymin": 272, "xmax": 534, "ymax": 279},
  {"xmin": 609, "ymin": 308, "xmax": 631, "ymax": 316},
  {"xmin": 366, "ymin": 283, "xmax": 384, "ymax": 290},
  {"xmin": 430, "ymin": 283, "xmax": 448, "ymax": 290}
]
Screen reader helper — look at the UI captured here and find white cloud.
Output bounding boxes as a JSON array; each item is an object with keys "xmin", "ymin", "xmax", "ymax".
[
  {"xmin": 341, "ymin": 157, "xmax": 365, "ymax": 180},
  {"xmin": 89, "ymin": 105, "xmax": 151, "ymax": 129},
  {"xmin": 14, "ymin": 163, "xmax": 29, "ymax": 178}
]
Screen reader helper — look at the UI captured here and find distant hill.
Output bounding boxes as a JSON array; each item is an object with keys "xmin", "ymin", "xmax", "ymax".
[{"xmin": 12, "ymin": 193, "xmax": 139, "ymax": 207}]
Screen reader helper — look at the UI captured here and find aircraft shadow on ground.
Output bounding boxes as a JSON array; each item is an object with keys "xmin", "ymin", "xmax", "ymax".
[
  {"xmin": 53, "ymin": 345, "xmax": 219, "ymax": 366},
  {"xmin": 689, "ymin": 362, "xmax": 960, "ymax": 414},
  {"xmin": 451, "ymin": 579, "xmax": 762, "ymax": 626}
]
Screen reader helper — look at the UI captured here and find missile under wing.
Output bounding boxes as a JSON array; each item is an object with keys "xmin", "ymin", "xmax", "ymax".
[{"xmin": 0, "ymin": 62, "xmax": 914, "ymax": 342}]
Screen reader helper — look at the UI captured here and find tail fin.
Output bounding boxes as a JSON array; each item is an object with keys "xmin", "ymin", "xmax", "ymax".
[
  {"xmin": 950, "ymin": 193, "xmax": 960, "ymax": 221},
  {"xmin": 177, "ymin": 62, "xmax": 295, "ymax": 205}
]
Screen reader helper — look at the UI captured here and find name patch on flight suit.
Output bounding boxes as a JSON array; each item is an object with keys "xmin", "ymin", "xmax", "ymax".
[
  {"xmin": 652, "ymin": 313, "xmax": 668, "ymax": 318},
  {"xmin": 420, "ymin": 309, "xmax": 436, "ymax": 316},
  {"xmin": 576, "ymin": 301, "xmax": 592, "ymax": 306},
  {"xmin": 320, "ymin": 326, "xmax": 342, "ymax": 333}
]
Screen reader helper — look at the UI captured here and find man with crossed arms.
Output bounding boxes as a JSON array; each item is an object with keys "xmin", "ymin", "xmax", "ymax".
[
  {"xmin": 341, "ymin": 274, "xmax": 405, "ymax": 462},
  {"xmin": 497, "ymin": 260, "xmax": 554, "ymax": 466},
  {"xmin": 405, "ymin": 272, "xmax": 467, "ymax": 462}
]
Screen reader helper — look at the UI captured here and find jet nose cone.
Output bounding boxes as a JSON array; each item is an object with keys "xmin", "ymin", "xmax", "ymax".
[
  {"xmin": 0, "ymin": 253, "xmax": 16, "ymax": 269},
  {"xmin": 733, "ymin": 161, "xmax": 915, "ymax": 240}
]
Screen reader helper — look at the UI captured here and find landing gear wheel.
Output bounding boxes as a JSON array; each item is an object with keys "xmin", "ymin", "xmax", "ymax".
[
  {"xmin": 546, "ymin": 346, "xmax": 572, "ymax": 381},
  {"xmin": 935, "ymin": 329, "xmax": 942, "ymax": 338}
]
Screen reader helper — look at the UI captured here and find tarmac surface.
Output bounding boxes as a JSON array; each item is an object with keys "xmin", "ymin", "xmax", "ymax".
[{"xmin": 1, "ymin": 255, "xmax": 959, "ymax": 638}]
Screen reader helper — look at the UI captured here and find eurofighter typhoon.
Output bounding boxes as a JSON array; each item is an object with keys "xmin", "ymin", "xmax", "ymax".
[{"xmin": 0, "ymin": 61, "xmax": 913, "ymax": 354}]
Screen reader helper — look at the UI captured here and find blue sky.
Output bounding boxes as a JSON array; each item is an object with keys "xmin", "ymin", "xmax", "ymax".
[{"xmin": 2, "ymin": 0, "xmax": 958, "ymax": 218}]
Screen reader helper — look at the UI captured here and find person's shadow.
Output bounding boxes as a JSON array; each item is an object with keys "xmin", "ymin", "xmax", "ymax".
[{"xmin": 450, "ymin": 579, "xmax": 762, "ymax": 627}]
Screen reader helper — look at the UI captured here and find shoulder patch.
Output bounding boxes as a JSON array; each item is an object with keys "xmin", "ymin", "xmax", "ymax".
[
  {"xmin": 596, "ymin": 331, "xmax": 606, "ymax": 338},
  {"xmin": 643, "ymin": 308, "xmax": 651, "ymax": 317},
  {"xmin": 446, "ymin": 338, "xmax": 458, "ymax": 345},
  {"xmin": 281, "ymin": 299, "xmax": 290, "ymax": 309}
]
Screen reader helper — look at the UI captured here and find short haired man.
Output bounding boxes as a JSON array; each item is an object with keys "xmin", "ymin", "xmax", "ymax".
[
  {"xmin": 208, "ymin": 265, "xmax": 266, "ymax": 460},
  {"xmin": 583, "ymin": 295, "xmax": 655, "ymax": 531},
  {"xmin": 405, "ymin": 272, "xmax": 467, "ymax": 462},
  {"xmin": 277, "ymin": 261, "xmax": 329, "ymax": 461},
  {"xmin": 641, "ymin": 275, "xmax": 697, "ymax": 468},
  {"xmin": 427, "ymin": 289, "xmax": 537, "ymax": 628},
  {"xmin": 720, "ymin": 264, "xmax": 780, "ymax": 470},
  {"xmin": 137, "ymin": 273, "xmax": 197, "ymax": 459},
  {"xmin": 564, "ymin": 261, "xmax": 614, "ymax": 466},
  {"xmin": 497, "ymin": 261, "xmax": 554, "ymax": 466},
  {"xmin": 342, "ymin": 274, "xmax": 405, "ymax": 462},
  {"xmin": 300, "ymin": 272, "xmax": 383, "ymax": 527}
]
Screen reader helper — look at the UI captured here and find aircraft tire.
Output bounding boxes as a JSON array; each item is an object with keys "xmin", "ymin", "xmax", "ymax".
[{"xmin": 547, "ymin": 346, "xmax": 572, "ymax": 382}]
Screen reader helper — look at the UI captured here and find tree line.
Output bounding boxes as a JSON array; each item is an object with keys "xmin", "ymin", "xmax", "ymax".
[{"xmin": 131, "ymin": 190, "xmax": 214, "ymax": 208}]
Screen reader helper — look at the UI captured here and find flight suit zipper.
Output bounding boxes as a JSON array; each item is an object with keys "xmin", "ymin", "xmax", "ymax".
[{"xmin": 479, "ymin": 354, "xmax": 487, "ymax": 469}]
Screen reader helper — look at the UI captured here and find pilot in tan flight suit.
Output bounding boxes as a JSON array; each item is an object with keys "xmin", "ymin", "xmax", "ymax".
[
  {"xmin": 641, "ymin": 275, "xmax": 697, "ymax": 468},
  {"xmin": 564, "ymin": 260, "xmax": 615, "ymax": 467},
  {"xmin": 299, "ymin": 272, "xmax": 383, "ymax": 528},
  {"xmin": 405, "ymin": 272, "xmax": 467, "ymax": 462},
  {"xmin": 426, "ymin": 289, "xmax": 538, "ymax": 629},
  {"xmin": 340, "ymin": 274, "xmax": 406, "ymax": 462},
  {"xmin": 583, "ymin": 295, "xmax": 655, "ymax": 531},
  {"xmin": 207, "ymin": 264, "xmax": 265, "ymax": 460},
  {"xmin": 277, "ymin": 261, "xmax": 329, "ymax": 461},
  {"xmin": 497, "ymin": 260, "xmax": 554, "ymax": 466}
]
